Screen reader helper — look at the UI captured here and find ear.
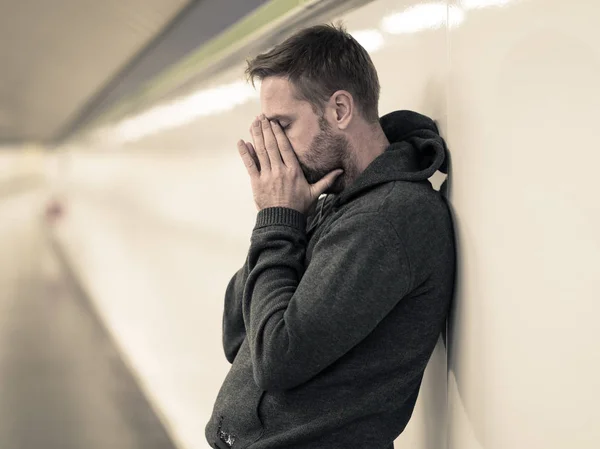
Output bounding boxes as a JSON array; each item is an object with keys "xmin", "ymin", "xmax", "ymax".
[{"xmin": 328, "ymin": 90, "xmax": 354, "ymax": 130}]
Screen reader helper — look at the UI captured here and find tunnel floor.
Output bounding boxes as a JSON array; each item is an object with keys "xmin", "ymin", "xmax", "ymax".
[{"xmin": 0, "ymin": 193, "xmax": 178, "ymax": 449}]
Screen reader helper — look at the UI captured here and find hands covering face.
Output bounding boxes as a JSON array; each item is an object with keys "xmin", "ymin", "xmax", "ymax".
[{"xmin": 237, "ymin": 114, "xmax": 343, "ymax": 214}]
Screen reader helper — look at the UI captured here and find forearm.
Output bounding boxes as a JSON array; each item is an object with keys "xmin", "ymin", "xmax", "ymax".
[{"xmin": 241, "ymin": 210, "xmax": 411, "ymax": 391}]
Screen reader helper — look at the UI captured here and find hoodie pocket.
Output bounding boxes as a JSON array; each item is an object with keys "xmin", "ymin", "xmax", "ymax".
[{"xmin": 205, "ymin": 340, "xmax": 266, "ymax": 448}]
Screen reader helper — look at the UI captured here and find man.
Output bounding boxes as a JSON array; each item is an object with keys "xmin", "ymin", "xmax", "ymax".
[{"xmin": 205, "ymin": 23, "xmax": 455, "ymax": 449}]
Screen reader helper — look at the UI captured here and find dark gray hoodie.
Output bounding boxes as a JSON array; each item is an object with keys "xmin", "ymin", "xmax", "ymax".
[{"xmin": 205, "ymin": 110, "xmax": 456, "ymax": 449}]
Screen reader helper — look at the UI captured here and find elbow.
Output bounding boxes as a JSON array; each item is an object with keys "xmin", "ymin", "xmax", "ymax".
[
  {"xmin": 223, "ymin": 337, "xmax": 243, "ymax": 365},
  {"xmin": 224, "ymin": 349, "xmax": 236, "ymax": 365},
  {"xmin": 253, "ymin": 370, "xmax": 290, "ymax": 391},
  {"xmin": 250, "ymin": 329, "xmax": 309, "ymax": 390},
  {"xmin": 252, "ymin": 359, "xmax": 301, "ymax": 391}
]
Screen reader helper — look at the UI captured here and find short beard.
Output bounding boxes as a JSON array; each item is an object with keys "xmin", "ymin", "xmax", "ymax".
[{"xmin": 300, "ymin": 116, "xmax": 354, "ymax": 194}]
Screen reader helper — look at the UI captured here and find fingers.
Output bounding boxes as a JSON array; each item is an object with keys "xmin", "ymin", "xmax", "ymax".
[
  {"xmin": 237, "ymin": 139, "xmax": 259, "ymax": 176},
  {"xmin": 250, "ymin": 117, "xmax": 270, "ymax": 171},
  {"xmin": 245, "ymin": 141, "xmax": 260, "ymax": 171},
  {"xmin": 310, "ymin": 169, "xmax": 344, "ymax": 199},
  {"xmin": 259, "ymin": 115, "xmax": 283, "ymax": 167},
  {"xmin": 270, "ymin": 120, "xmax": 299, "ymax": 168}
]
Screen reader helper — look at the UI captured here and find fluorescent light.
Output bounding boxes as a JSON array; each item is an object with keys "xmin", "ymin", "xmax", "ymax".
[
  {"xmin": 351, "ymin": 29, "xmax": 385, "ymax": 53},
  {"xmin": 110, "ymin": 80, "xmax": 259, "ymax": 143},
  {"xmin": 381, "ymin": 3, "xmax": 465, "ymax": 34},
  {"xmin": 449, "ymin": 5, "xmax": 467, "ymax": 28},
  {"xmin": 462, "ymin": 0, "xmax": 512, "ymax": 9}
]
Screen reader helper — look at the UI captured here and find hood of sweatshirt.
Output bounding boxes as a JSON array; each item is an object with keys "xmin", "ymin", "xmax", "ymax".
[{"xmin": 332, "ymin": 110, "xmax": 448, "ymax": 207}]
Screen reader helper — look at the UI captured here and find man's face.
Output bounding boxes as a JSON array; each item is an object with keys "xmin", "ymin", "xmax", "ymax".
[{"xmin": 259, "ymin": 76, "xmax": 352, "ymax": 194}]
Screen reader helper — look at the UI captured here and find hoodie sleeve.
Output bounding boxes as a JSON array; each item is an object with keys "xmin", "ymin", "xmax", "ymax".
[
  {"xmin": 222, "ymin": 260, "xmax": 249, "ymax": 364},
  {"xmin": 243, "ymin": 206, "xmax": 412, "ymax": 391}
]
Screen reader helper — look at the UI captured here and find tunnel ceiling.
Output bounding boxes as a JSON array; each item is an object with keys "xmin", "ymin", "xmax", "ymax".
[{"xmin": 0, "ymin": 0, "xmax": 191, "ymax": 144}]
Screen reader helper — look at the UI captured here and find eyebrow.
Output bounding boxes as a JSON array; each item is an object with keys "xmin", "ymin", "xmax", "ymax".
[{"xmin": 265, "ymin": 114, "xmax": 294, "ymax": 123}]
